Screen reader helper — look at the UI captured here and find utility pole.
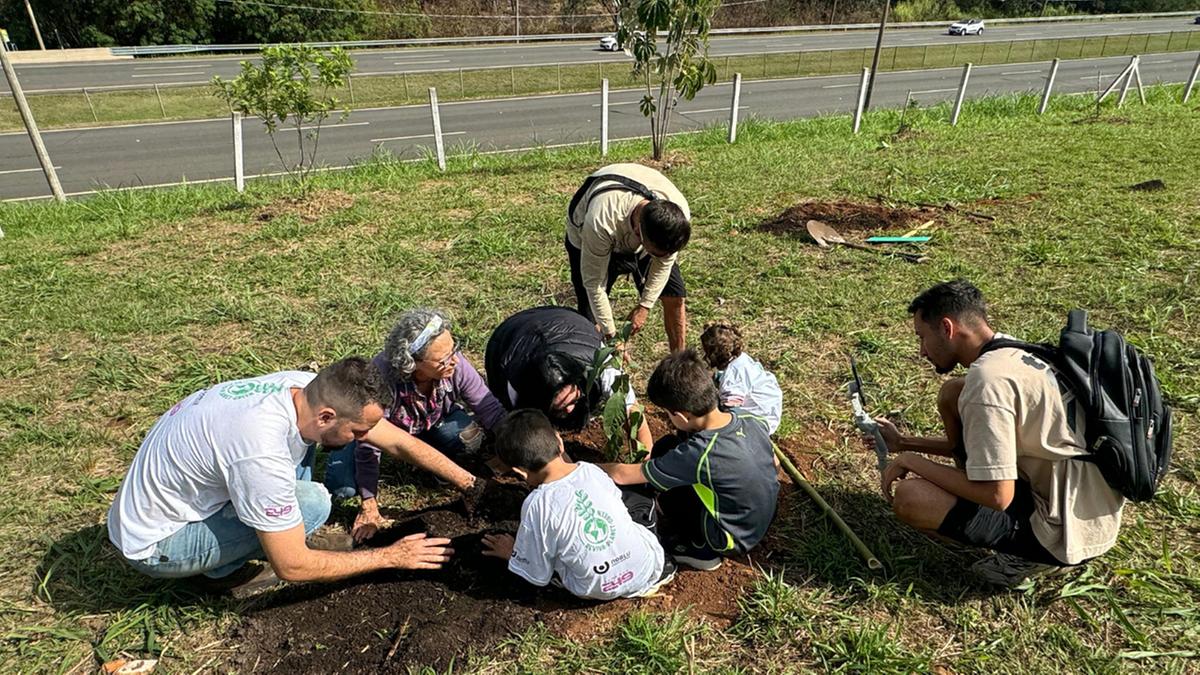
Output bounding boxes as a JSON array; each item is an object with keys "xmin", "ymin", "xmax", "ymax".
[
  {"xmin": 515, "ymin": 0, "xmax": 521, "ymax": 40},
  {"xmin": 23, "ymin": 0, "xmax": 46, "ymax": 50},
  {"xmin": 863, "ymin": 0, "xmax": 891, "ymax": 111},
  {"xmin": 0, "ymin": 39, "xmax": 63, "ymax": 200}
]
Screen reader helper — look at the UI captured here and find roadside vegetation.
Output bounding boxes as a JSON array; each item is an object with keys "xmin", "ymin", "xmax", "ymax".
[
  {"xmin": 3, "ymin": 30, "xmax": 1197, "ymax": 132},
  {"xmin": 0, "ymin": 87, "xmax": 1196, "ymax": 672}
]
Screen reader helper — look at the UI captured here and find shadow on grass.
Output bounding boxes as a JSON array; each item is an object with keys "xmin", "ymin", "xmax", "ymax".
[{"xmin": 761, "ymin": 481, "xmax": 998, "ymax": 604}]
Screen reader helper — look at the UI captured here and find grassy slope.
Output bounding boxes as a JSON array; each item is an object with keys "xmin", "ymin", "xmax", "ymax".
[{"xmin": 0, "ymin": 89, "xmax": 1197, "ymax": 673}]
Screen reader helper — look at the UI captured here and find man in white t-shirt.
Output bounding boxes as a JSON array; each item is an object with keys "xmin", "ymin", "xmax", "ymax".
[
  {"xmin": 481, "ymin": 409, "xmax": 674, "ymax": 600},
  {"xmin": 866, "ymin": 280, "xmax": 1125, "ymax": 588},
  {"xmin": 108, "ymin": 357, "xmax": 455, "ymax": 595}
]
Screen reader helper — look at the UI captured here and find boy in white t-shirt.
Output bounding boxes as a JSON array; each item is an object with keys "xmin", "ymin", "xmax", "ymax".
[
  {"xmin": 700, "ymin": 321, "xmax": 783, "ymax": 435},
  {"xmin": 482, "ymin": 409, "xmax": 675, "ymax": 600}
]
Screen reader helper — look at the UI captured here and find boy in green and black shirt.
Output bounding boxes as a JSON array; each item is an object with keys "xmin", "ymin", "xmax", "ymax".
[{"xmin": 601, "ymin": 350, "xmax": 780, "ymax": 570}]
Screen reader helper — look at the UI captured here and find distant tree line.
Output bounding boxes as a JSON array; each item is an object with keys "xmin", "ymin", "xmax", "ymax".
[{"xmin": 0, "ymin": 0, "xmax": 1192, "ymax": 49}]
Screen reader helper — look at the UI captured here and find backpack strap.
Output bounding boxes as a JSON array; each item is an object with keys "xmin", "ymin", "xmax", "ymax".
[
  {"xmin": 977, "ymin": 336, "xmax": 1058, "ymax": 365},
  {"xmin": 567, "ymin": 174, "xmax": 659, "ymax": 228}
]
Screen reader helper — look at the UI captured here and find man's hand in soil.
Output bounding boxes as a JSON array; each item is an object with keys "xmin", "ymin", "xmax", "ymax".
[
  {"xmin": 386, "ymin": 533, "xmax": 455, "ymax": 570},
  {"xmin": 481, "ymin": 533, "xmax": 515, "ymax": 560},
  {"xmin": 352, "ymin": 498, "xmax": 387, "ymax": 543},
  {"xmin": 626, "ymin": 305, "xmax": 650, "ymax": 336},
  {"xmin": 461, "ymin": 477, "xmax": 491, "ymax": 519}
]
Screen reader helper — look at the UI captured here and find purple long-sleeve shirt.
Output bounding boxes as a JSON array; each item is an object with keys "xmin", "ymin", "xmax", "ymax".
[{"xmin": 354, "ymin": 351, "xmax": 504, "ymax": 499}]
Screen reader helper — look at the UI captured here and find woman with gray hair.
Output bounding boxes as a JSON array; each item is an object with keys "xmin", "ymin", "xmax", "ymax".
[{"xmin": 324, "ymin": 308, "xmax": 504, "ymax": 542}]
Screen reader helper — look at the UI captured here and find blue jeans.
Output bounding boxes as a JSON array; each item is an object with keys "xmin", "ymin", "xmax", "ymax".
[
  {"xmin": 128, "ymin": 446, "xmax": 331, "ymax": 579},
  {"xmin": 323, "ymin": 406, "xmax": 473, "ymax": 499}
]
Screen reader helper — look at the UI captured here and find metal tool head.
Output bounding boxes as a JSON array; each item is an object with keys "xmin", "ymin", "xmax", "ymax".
[{"xmin": 849, "ymin": 355, "xmax": 866, "ymax": 405}]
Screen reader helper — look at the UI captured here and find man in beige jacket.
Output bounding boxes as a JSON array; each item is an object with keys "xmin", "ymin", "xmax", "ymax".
[{"xmin": 565, "ymin": 163, "xmax": 691, "ymax": 352}]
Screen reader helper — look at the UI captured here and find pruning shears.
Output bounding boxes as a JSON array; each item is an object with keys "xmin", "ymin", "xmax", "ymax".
[{"xmin": 849, "ymin": 356, "xmax": 890, "ymax": 473}]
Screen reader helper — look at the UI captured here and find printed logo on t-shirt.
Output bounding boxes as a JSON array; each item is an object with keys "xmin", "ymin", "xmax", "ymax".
[
  {"xmin": 591, "ymin": 550, "xmax": 631, "ymax": 574},
  {"xmin": 601, "ymin": 570, "xmax": 634, "ymax": 593},
  {"xmin": 573, "ymin": 490, "xmax": 616, "ymax": 552},
  {"xmin": 265, "ymin": 504, "xmax": 294, "ymax": 518},
  {"xmin": 220, "ymin": 381, "xmax": 287, "ymax": 400}
]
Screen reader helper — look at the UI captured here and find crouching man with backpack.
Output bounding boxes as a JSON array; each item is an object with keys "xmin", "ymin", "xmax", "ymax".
[{"xmin": 867, "ymin": 280, "xmax": 1167, "ymax": 588}]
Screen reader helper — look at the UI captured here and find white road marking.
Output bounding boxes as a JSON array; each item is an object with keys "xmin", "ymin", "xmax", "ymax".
[
  {"xmin": 391, "ymin": 60, "xmax": 452, "ymax": 66},
  {"xmin": 822, "ymin": 83, "xmax": 858, "ymax": 88},
  {"xmin": 0, "ymin": 165, "xmax": 62, "ymax": 176},
  {"xmin": 133, "ymin": 64, "xmax": 207, "ymax": 71},
  {"xmin": 131, "ymin": 72, "xmax": 209, "ymax": 78},
  {"xmin": 679, "ymin": 106, "xmax": 746, "ymax": 114},
  {"xmin": 589, "ymin": 101, "xmax": 640, "ymax": 107},
  {"xmin": 1001, "ymin": 69, "xmax": 1042, "ymax": 75},
  {"xmin": 370, "ymin": 131, "xmax": 466, "ymax": 142},
  {"xmin": 910, "ymin": 88, "xmax": 957, "ymax": 94}
]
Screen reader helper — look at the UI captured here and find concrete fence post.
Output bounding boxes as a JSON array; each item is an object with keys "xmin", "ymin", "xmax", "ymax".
[
  {"xmin": 459, "ymin": 68, "xmax": 465, "ymax": 96},
  {"xmin": 557, "ymin": 63, "xmax": 562, "ymax": 92},
  {"xmin": 347, "ymin": 75, "xmax": 355, "ymax": 104},
  {"xmin": 82, "ymin": 87, "xmax": 98, "ymax": 122},
  {"xmin": 1038, "ymin": 58, "xmax": 1059, "ymax": 115},
  {"xmin": 1117, "ymin": 55, "xmax": 1138, "ymax": 106},
  {"xmin": 232, "ymin": 111, "xmax": 244, "ymax": 193},
  {"xmin": 921, "ymin": 44, "xmax": 929, "ymax": 67},
  {"xmin": 510, "ymin": 66, "xmax": 516, "ymax": 95},
  {"xmin": 600, "ymin": 78, "xmax": 609, "ymax": 157},
  {"xmin": 154, "ymin": 83, "xmax": 166, "ymax": 118},
  {"xmin": 728, "ymin": 72, "xmax": 742, "ymax": 143},
  {"xmin": 951, "ymin": 62, "xmax": 972, "ymax": 126},
  {"xmin": 1183, "ymin": 52, "xmax": 1200, "ymax": 103},
  {"xmin": 403, "ymin": 72, "xmax": 410, "ymax": 101},
  {"xmin": 429, "ymin": 87, "xmax": 446, "ymax": 171},
  {"xmin": 853, "ymin": 67, "xmax": 869, "ymax": 134}
]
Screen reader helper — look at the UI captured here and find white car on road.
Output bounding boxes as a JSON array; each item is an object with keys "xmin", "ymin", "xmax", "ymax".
[
  {"xmin": 599, "ymin": 35, "xmax": 619, "ymax": 51},
  {"xmin": 948, "ymin": 18, "xmax": 985, "ymax": 36}
]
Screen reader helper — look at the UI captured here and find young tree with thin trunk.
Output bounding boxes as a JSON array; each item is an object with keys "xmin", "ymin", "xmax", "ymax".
[{"xmin": 615, "ymin": 0, "xmax": 719, "ymax": 160}]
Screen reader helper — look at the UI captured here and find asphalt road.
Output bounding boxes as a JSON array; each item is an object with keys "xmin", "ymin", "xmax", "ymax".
[
  {"xmin": 2, "ymin": 17, "xmax": 1196, "ymax": 94},
  {"xmin": 1, "ymin": 51, "xmax": 1194, "ymax": 201}
]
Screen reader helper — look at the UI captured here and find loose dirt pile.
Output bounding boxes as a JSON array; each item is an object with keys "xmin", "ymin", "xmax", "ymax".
[
  {"xmin": 760, "ymin": 199, "xmax": 941, "ymax": 235},
  {"xmin": 228, "ymin": 411, "xmax": 814, "ymax": 672}
]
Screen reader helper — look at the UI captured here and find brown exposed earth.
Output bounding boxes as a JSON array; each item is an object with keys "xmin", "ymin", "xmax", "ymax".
[
  {"xmin": 760, "ymin": 199, "xmax": 942, "ymax": 235},
  {"xmin": 228, "ymin": 410, "xmax": 814, "ymax": 673}
]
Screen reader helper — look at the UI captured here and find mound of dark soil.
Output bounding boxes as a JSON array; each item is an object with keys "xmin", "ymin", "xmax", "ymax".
[
  {"xmin": 228, "ymin": 416, "xmax": 819, "ymax": 673},
  {"xmin": 761, "ymin": 200, "xmax": 939, "ymax": 235}
]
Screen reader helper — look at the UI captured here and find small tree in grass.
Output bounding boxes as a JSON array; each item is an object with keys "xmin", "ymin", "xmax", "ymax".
[
  {"xmin": 587, "ymin": 323, "xmax": 649, "ymax": 463},
  {"xmin": 212, "ymin": 44, "xmax": 354, "ymax": 190},
  {"xmin": 614, "ymin": 0, "xmax": 720, "ymax": 160}
]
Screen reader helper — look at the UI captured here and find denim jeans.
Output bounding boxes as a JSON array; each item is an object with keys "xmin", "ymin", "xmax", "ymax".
[
  {"xmin": 127, "ymin": 446, "xmax": 331, "ymax": 579},
  {"xmin": 323, "ymin": 406, "xmax": 473, "ymax": 499}
]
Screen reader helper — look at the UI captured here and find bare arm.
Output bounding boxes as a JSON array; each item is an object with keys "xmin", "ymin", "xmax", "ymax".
[
  {"xmin": 634, "ymin": 415, "xmax": 653, "ymax": 457},
  {"xmin": 872, "ymin": 417, "xmax": 957, "ymax": 458},
  {"xmin": 883, "ymin": 452, "xmax": 1014, "ymax": 511},
  {"xmin": 599, "ymin": 462, "xmax": 649, "ymax": 486},
  {"xmin": 363, "ymin": 418, "xmax": 476, "ymax": 491},
  {"xmin": 258, "ymin": 524, "xmax": 453, "ymax": 583}
]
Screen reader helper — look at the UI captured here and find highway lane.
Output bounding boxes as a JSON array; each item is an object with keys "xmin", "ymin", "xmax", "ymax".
[
  {"xmin": 1, "ymin": 51, "xmax": 1194, "ymax": 200},
  {"xmin": 2, "ymin": 16, "xmax": 1196, "ymax": 93}
]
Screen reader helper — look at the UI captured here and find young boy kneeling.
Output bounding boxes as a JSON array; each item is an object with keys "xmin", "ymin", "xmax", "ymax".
[
  {"xmin": 482, "ymin": 409, "xmax": 676, "ymax": 600},
  {"xmin": 602, "ymin": 350, "xmax": 780, "ymax": 571}
]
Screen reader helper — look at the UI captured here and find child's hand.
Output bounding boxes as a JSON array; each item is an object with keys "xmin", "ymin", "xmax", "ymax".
[{"xmin": 481, "ymin": 533, "xmax": 515, "ymax": 560}]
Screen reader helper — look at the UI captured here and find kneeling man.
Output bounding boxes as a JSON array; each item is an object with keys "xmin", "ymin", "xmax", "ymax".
[
  {"xmin": 108, "ymin": 357, "xmax": 453, "ymax": 596},
  {"xmin": 872, "ymin": 280, "xmax": 1124, "ymax": 587}
]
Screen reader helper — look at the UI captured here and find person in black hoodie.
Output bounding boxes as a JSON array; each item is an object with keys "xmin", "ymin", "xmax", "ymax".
[{"xmin": 485, "ymin": 306, "xmax": 652, "ymax": 450}]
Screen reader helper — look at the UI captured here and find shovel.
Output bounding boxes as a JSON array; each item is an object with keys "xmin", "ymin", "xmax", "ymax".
[{"xmin": 805, "ymin": 220, "xmax": 926, "ymax": 264}]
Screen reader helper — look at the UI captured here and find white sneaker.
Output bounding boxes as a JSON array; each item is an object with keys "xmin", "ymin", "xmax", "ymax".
[{"xmin": 971, "ymin": 553, "xmax": 1066, "ymax": 588}]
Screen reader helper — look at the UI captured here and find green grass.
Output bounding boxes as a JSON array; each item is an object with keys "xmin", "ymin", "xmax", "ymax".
[
  {"xmin": 3, "ymin": 29, "xmax": 1197, "ymax": 132},
  {"xmin": 1, "ymin": 86, "xmax": 1198, "ymax": 672}
]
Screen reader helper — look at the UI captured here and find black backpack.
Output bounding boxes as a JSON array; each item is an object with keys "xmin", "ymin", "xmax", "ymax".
[
  {"xmin": 567, "ymin": 173, "xmax": 659, "ymax": 228},
  {"xmin": 978, "ymin": 310, "xmax": 1173, "ymax": 502}
]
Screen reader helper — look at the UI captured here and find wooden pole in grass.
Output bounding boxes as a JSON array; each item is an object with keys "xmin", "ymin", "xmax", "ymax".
[
  {"xmin": 862, "ymin": 0, "xmax": 892, "ymax": 111},
  {"xmin": 1117, "ymin": 56, "xmax": 1136, "ymax": 107},
  {"xmin": 232, "ymin": 111, "xmax": 244, "ymax": 193},
  {"xmin": 600, "ymin": 78, "xmax": 609, "ymax": 156},
  {"xmin": 1098, "ymin": 56, "xmax": 1136, "ymax": 103},
  {"xmin": 728, "ymin": 72, "xmax": 742, "ymax": 143},
  {"xmin": 950, "ymin": 62, "xmax": 971, "ymax": 126},
  {"xmin": 1038, "ymin": 58, "xmax": 1059, "ymax": 114},
  {"xmin": 1183, "ymin": 52, "xmax": 1200, "ymax": 103},
  {"xmin": 82, "ymin": 87, "xmax": 98, "ymax": 122},
  {"xmin": 853, "ymin": 67, "xmax": 869, "ymax": 134},
  {"xmin": 774, "ymin": 445, "xmax": 883, "ymax": 572},
  {"xmin": 0, "ymin": 38, "xmax": 63, "ymax": 201},
  {"xmin": 428, "ymin": 87, "xmax": 446, "ymax": 171}
]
